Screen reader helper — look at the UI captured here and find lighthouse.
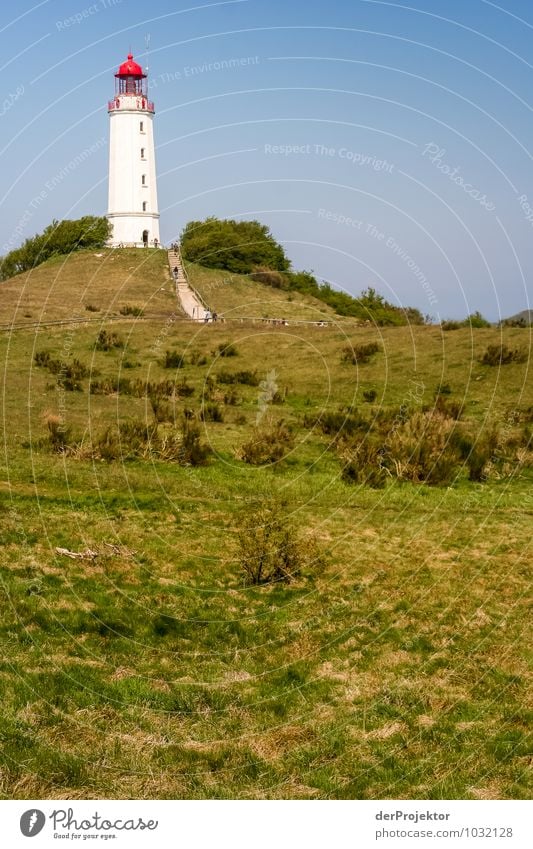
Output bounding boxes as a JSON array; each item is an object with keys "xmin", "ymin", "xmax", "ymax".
[{"xmin": 107, "ymin": 53, "xmax": 160, "ymax": 248}]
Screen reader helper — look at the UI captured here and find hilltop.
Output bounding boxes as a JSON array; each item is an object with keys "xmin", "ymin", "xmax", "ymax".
[
  {"xmin": 0, "ymin": 248, "xmax": 175, "ymax": 326},
  {"xmin": 0, "ymin": 248, "xmax": 341, "ymax": 328}
]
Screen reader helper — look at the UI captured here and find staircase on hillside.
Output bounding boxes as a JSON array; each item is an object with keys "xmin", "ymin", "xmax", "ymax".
[{"xmin": 168, "ymin": 247, "xmax": 207, "ymax": 321}]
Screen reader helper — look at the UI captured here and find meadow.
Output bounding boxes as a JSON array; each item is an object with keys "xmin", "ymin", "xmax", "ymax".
[{"xmin": 0, "ymin": 249, "xmax": 531, "ymax": 799}]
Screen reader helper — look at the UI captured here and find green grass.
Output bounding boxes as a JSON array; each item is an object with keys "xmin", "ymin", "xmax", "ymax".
[
  {"xmin": 185, "ymin": 261, "xmax": 338, "ymax": 322},
  {"xmin": 0, "ymin": 251, "xmax": 532, "ymax": 799}
]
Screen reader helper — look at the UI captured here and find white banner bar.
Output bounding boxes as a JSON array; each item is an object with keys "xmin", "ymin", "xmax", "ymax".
[{"xmin": 2, "ymin": 800, "xmax": 531, "ymax": 848}]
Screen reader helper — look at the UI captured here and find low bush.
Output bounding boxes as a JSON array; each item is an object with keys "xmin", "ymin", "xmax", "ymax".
[
  {"xmin": 217, "ymin": 369, "xmax": 259, "ymax": 386},
  {"xmin": 95, "ymin": 330, "xmax": 124, "ymax": 351},
  {"xmin": 481, "ymin": 344, "xmax": 527, "ymax": 366},
  {"xmin": 339, "ymin": 439, "xmax": 387, "ymax": 488},
  {"xmin": 236, "ymin": 498, "xmax": 324, "ymax": 585},
  {"xmin": 214, "ymin": 342, "xmax": 238, "ymax": 358},
  {"xmin": 362, "ymin": 389, "xmax": 377, "ymax": 403},
  {"xmin": 189, "ymin": 350, "xmax": 208, "ymax": 366},
  {"xmin": 239, "ymin": 418, "xmax": 294, "ymax": 465},
  {"xmin": 34, "ymin": 352, "xmax": 91, "ymax": 391},
  {"xmin": 305, "ymin": 409, "xmax": 367, "ymax": 439},
  {"xmin": 341, "ymin": 342, "xmax": 380, "ymax": 364},
  {"xmin": 43, "ymin": 412, "xmax": 71, "ymax": 453},
  {"xmin": 75, "ymin": 418, "xmax": 210, "ymax": 465},
  {"xmin": 433, "ymin": 395, "xmax": 463, "ymax": 420},
  {"xmin": 85, "ymin": 304, "xmax": 99, "ymax": 312},
  {"xmin": 223, "ymin": 388, "xmax": 240, "ymax": 406},
  {"xmin": 199, "ymin": 403, "xmax": 224, "ymax": 422},
  {"xmin": 149, "ymin": 395, "xmax": 174, "ymax": 424},
  {"xmin": 249, "ymin": 267, "xmax": 287, "ymax": 289},
  {"xmin": 119, "ymin": 305, "xmax": 144, "ymax": 317},
  {"xmin": 384, "ymin": 411, "xmax": 460, "ymax": 485},
  {"xmin": 89, "ymin": 377, "xmax": 194, "ymax": 400},
  {"xmin": 164, "ymin": 349, "xmax": 186, "ymax": 369}
]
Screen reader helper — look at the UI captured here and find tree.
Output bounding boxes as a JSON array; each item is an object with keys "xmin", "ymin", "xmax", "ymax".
[
  {"xmin": 0, "ymin": 216, "xmax": 111, "ymax": 281},
  {"xmin": 180, "ymin": 217, "xmax": 289, "ymax": 274}
]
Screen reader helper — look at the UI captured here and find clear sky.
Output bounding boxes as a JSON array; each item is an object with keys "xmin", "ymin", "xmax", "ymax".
[{"xmin": 1, "ymin": 0, "xmax": 533, "ymax": 320}]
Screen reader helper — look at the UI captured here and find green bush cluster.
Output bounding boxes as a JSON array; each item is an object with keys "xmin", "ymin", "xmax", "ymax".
[
  {"xmin": 217, "ymin": 369, "xmax": 259, "ymax": 386},
  {"xmin": 481, "ymin": 344, "xmax": 527, "ymax": 366},
  {"xmin": 164, "ymin": 349, "xmax": 186, "ymax": 369},
  {"xmin": 34, "ymin": 351, "xmax": 92, "ymax": 392},
  {"xmin": 181, "ymin": 217, "xmax": 289, "ymax": 274},
  {"xmin": 442, "ymin": 311, "xmax": 492, "ymax": 330},
  {"xmin": 89, "ymin": 377, "xmax": 195, "ymax": 399},
  {"xmin": 0, "ymin": 216, "xmax": 110, "ymax": 280},
  {"xmin": 239, "ymin": 418, "xmax": 294, "ymax": 465},
  {"xmin": 181, "ymin": 216, "xmax": 425, "ymax": 324},
  {"xmin": 341, "ymin": 342, "xmax": 381, "ymax": 364},
  {"xmin": 213, "ymin": 342, "xmax": 238, "ymax": 358},
  {"xmin": 50, "ymin": 417, "xmax": 210, "ymax": 466},
  {"xmin": 95, "ymin": 330, "xmax": 124, "ymax": 351},
  {"xmin": 336, "ymin": 407, "xmax": 531, "ymax": 487},
  {"xmin": 119, "ymin": 305, "xmax": 144, "ymax": 317},
  {"xmin": 236, "ymin": 498, "xmax": 323, "ymax": 585}
]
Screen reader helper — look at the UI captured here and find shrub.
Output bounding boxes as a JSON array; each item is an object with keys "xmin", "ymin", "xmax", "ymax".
[
  {"xmin": 384, "ymin": 411, "xmax": 460, "ymax": 485},
  {"xmin": 249, "ymin": 266, "xmax": 287, "ymax": 289},
  {"xmin": 175, "ymin": 379, "xmax": 195, "ymax": 398},
  {"xmin": 180, "ymin": 217, "xmax": 290, "ymax": 274},
  {"xmin": 189, "ymin": 350, "xmax": 208, "ymax": 366},
  {"xmin": 305, "ymin": 409, "xmax": 367, "ymax": 439},
  {"xmin": 236, "ymin": 499, "xmax": 323, "ymax": 585},
  {"xmin": 362, "ymin": 389, "xmax": 377, "ymax": 403},
  {"xmin": 119, "ymin": 304, "xmax": 144, "ymax": 317},
  {"xmin": 214, "ymin": 342, "xmax": 238, "ymax": 358},
  {"xmin": 199, "ymin": 403, "xmax": 224, "ymax": 423},
  {"xmin": 85, "ymin": 304, "xmax": 99, "ymax": 312},
  {"xmin": 88, "ymin": 418, "xmax": 210, "ymax": 465},
  {"xmin": 481, "ymin": 344, "xmax": 527, "ymax": 366},
  {"xmin": 239, "ymin": 418, "xmax": 294, "ymax": 465},
  {"xmin": 179, "ymin": 420, "xmax": 211, "ymax": 465},
  {"xmin": 0, "ymin": 216, "xmax": 111, "ymax": 281},
  {"xmin": 467, "ymin": 311, "xmax": 491, "ymax": 328},
  {"xmin": 34, "ymin": 352, "xmax": 91, "ymax": 391},
  {"xmin": 341, "ymin": 342, "xmax": 380, "ymax": 364},
  {"xmin": 223, "ymin": 388, "xmax": 240, "ymax": 406},
  {"xmin": 43, "ymin": 412, "xmax": 71, "ymax": 453},
  {"xmin": 217, "ymin": 369, "xmax": 259, "ymax": 386},
  {"xmin": 339, "ymin": 439, "xmax": 387, "ymax": 488},
  {"xmin": 95, "ymin": 330, "xmax": 124, "ymax": 351},
  {"xmin": 441, "ymin": 320, "xmax": 461, "ymax": 331},
  {"xmin": 433, "ymin": 395, "xmax": 463, "ymax": 420},
  {"xmin": 164, "ymin": 349, "xmax": 186, "ymax": 369},
  {"xmin": 149, "ymin": 395, "xmax": 174, "ymax": 424}
]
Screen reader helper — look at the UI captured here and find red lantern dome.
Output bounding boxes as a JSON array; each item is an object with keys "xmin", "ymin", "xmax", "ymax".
[
  {"xmin": 110, "ymin": 53, "xmax": 150, "ymax": 101},
  {"xmin": 115, "ymin": 53, "xmax": 146, "ymax": 79}
]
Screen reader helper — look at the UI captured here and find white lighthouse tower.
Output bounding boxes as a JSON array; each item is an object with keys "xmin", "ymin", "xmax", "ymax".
[{"xmin": 107, "ymin": 53, "xmax": 160, "ymax": 247}]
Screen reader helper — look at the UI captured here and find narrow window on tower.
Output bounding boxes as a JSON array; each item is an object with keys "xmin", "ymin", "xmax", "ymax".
[
  {"xmin": 139, "ymin": 121, "xmax": 144, "ymax": 132},
  {"xmin": 142, "ymin": 202, "xmax": 147, "ymax": 211},
  {"xmin": 142, "ymin": 175, "xmax": 146, "ymax": 186},
  {"xmin": 141, "ymin": 148, "xmax": 145, "ymax": 159}
]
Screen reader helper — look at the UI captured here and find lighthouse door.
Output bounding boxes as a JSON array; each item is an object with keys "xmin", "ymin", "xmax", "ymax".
[{"xmin": 142, "ymin": 230, "xmax": 149, "ymax": 247}]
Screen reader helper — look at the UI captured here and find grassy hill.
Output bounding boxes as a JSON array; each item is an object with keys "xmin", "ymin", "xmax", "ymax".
[
  {"xmin": 0, "ymin": 250, "xmax": 531, "ymax": 800},
  {"xmin": 185, "ymin": 261, "xmax": 339, "ymax": 322},
  {"xmin": 0, "ymin": 248, "xmax": 174, "ymax": 326}
]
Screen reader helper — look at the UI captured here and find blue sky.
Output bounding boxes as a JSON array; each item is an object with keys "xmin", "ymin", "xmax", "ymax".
[{"xmin": 1, "ymin": 0, "xmax": 533, "ymax": 319}]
